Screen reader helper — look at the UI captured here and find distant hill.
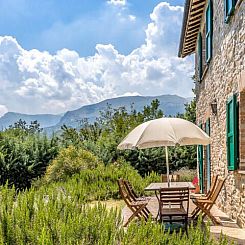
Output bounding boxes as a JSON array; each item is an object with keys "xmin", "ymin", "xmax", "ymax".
[
  {"xmin": 0, "ymin": 95, "xmax": 192, "ymax": 132},
  {"xmin": 0, "ymin": 112, "xmax": 62, "ymax": 130},
  {"xmin": 46, "ymin": 94, "xmax": 191, "ymax": 132}
]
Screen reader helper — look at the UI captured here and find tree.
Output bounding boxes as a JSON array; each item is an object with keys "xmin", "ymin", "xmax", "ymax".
[
  {"xmin": 183, "ymin": 99, "xmax": 196, "ymax": 123},
  {"xmin": 142, "ymin": 99, "xmax": 164, "ymax": 121},
  {"xmin": 9, "ymin": 119, "xmax": 43, "ymax": 133},
  {"xmin": 0, "ymin": 122, "xmax": 59, "ymax": 190},
  {"xmin": 60, "ymin": 98, "xmax": 197, "ymax": 175}
]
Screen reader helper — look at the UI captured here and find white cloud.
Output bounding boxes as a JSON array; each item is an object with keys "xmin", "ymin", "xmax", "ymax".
[
  {"xmin": 0, "ymin": 105, "xmax": 8, "ymax": 117},
  {"xmin": 107, "ymin": 0, "xmax": 126, "ymax": 6},
  {"xmin": 129, "ymin": 15, "xmax": 136, "ymax": 21},
  {"xmin": 0, "ymin": 2, "xmax": 194, "ymax": 115},
  {"xmin": 120, "ymin": 92, "xmax": 141, "ymax": 97}
]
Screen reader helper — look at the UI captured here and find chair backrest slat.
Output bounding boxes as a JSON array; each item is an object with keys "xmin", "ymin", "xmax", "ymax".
[
  {"xmin": 159, "ymin": 187, "xmax": 190, "ymax": 206},
  {"xmin": 118, "ymin": 179, "xmax": 133, "ymax": 207},
  {"xmin": 206, "ymin": 175, "xmax": 219, "ymax": 198},
  {"xmin": 124, "ymin": 180, "xmax": 138, "ymax": 201},
  {"xmin": 210, "ymin": 176, "xmax": 226, "ymax": 203},
  {"xmin": 172, "ymin": 174, "xmax": 180, "ymax": 182},
  {"xmin": 160, "ymin": 191, "xmax": 189, "ymax": 195},
  {"xmin": 161, "ymin": 174, "xmax": 180, "ymax": 182}
]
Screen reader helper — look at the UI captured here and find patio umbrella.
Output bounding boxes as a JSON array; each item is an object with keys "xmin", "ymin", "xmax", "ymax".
[{"xmin": 117, "ymin": 117, "xmax": 210, "ymax": 186}]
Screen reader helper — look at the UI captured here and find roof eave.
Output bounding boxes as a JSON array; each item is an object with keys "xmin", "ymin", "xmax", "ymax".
[
  {"xmin": 178, "ymin": 0, "xmax": 206, "ymax": 58},
  {"xmin": 178, "ymin": 0, "xmax": 191, "ymax": 58}
]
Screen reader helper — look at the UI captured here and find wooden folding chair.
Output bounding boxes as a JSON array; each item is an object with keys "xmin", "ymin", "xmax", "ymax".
[
  {"xmin": 161, "ymin": 174, "xmax": 180, "ymax": 182},
  {"xmin": 158, "ymin": 187, "xmax": 190, "ymax": 231},
  {"xmin": 118, "ymin": 179, "xmax": 150, "ymax": 227},
  {"xmin": 192, "ymin": 176, "xmax": 226, "ymax": 225},
  {"xmin": 123, "ymin": 180, "xmax": 152, "ymax": 217},
  {"xmin": 191, "ymin": 175, "xmax": 219, "ymax": 217}
]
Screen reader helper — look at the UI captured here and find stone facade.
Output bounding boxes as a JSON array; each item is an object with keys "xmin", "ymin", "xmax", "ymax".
[{"xmin": 195, "ymin": 0, "xmax": 245, "ymax": 227}]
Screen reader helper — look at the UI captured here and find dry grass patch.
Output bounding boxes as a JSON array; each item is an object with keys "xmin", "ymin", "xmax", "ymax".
[{"xmin": 89, "ymin": 199, "xmax": 125, "ymax": 210}]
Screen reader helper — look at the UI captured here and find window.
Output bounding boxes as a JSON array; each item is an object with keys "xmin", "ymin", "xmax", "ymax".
[
  {"xmin": 206, "ymin": 1, "xmax": 213, "ymax": 63},
  {"xmin": 197, "ymin": 33, "xmax": 203, "ymax": 81},
  {"xmin": 226, "ymin": 94, "xmax": 239, "ymax": 170},
  {"xmin": 225, "ymin": 0, "xmax": 238, "ymax": 23}
]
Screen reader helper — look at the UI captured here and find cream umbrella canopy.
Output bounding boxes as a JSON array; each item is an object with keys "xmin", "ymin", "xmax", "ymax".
[{"xmin": 117, "ymin": 117, "xmax": 210, "ymax": 186}]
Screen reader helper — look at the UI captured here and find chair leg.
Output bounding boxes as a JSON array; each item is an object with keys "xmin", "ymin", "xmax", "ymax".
[
  {"xmin": 124, "ymin": 204, "xmax": 147, "ymax": 227},
  {"xmin": 197, "ymin": 204, "xmax": 221, "ymax": 225},
  {"xmin": 201, "ymin": 209, "xmax": 221, "ymax": 225},
  {"xmin": 129, "ymin": 205, "xmax": 149, "ymax": 220},
  {"xmin": 185, "ymin": 217, "xmax": 188, "ymax": 232},
  {"xmin": 139, "ymin": 209, "xmax": 149, "ymax": 221},
  {"xmin": 137, "ymin": 205, "xmax": 152, "ymax": 220},
  {"xmin": 142, "ymin": 207, "xmax": 151, "ymax": 219},
  {"xmin": 191, "ymin": 207, "xmax": 200, "ymax": 218},
  {"xmin": 185, "ymin": 217, "xmax": 189, "ymax": 237},
  {"xmin": 128, "ymin": 206, "xmax": 141, "ymax": 219}
]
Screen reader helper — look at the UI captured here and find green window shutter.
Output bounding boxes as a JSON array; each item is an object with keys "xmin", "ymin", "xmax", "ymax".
[
  {"xmin": 198, "ymin": 145, "xmax": 204, "ymax": 193},
  {"xmin": 198, "ymin": 124, "xmax": 204, "ymax": 193},
  {"xmin": 206, "ymin": 1, "xmax": 213, "ymax": 63},
  {"xmin": 198, "ymin": 33, "xmax": 203, "ymax": 80},
  {"xmin": 205, "ymin": 118, "xmax": 211, "ymax": 190},
  {"xmin": 226, "ymin": 94, "xmax": 238, "ymax": 170},
  {"xmin": 224, "ymin": 0, "xmax": 237, "ymax": 23},
  {"xmin": 205, "ymin": 118, "xmax": 210, "ymax": 136}
]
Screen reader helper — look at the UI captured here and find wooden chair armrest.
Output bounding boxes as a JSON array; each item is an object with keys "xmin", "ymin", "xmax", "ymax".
[
  {"xmin": 190, "ymin": 193, "xmax": 206, "ymax": 198},
  {"xmin": 131, "ymin": 200, "xmax": 148, "ymax": 206},
  {"xmin": 191, "ymin": 195, "xmax": 208, "ymax": 200},
  {"xmin": 195, "ymin": 199, "xmax": 214, "ymax": 204},
  {"xmin": 136, "ymin": 196, "xmax": 151, "ymax": 201},
  {"xmin": 191, "ymin": 193, "xmax": 205, "ymax": 197}
]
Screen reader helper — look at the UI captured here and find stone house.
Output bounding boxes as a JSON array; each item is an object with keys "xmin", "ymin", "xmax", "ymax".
[{"xmin": 178, "ymin": 0, "xmax": 245, "ymax": 227}]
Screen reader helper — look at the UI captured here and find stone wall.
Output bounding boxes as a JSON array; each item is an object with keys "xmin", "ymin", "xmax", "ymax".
[{"xmin": 195, "ymin": 0, "xmax": 245, "ymax": 227}]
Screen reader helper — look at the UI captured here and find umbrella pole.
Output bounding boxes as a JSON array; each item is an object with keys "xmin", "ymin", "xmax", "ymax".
[{"xmin": 165, "ymin": 146, "xmax": 170, "ymax": 187}]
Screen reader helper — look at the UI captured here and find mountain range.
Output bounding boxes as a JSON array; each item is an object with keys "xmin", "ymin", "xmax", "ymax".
[
  {"xmin": 0, "ymin": 112, "xmax": 63, "ymax": 130},
  {"xmin": 0, "ymin": 95, "xmax": 191, "ymax": 132}
]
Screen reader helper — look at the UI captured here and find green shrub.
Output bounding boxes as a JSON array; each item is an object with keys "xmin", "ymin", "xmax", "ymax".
[
  {"xmin": 0, "ymin": 129, "xmax": 59, "ymax": 190},
  {"xmin": 122, "ymin": 218, "xmax": 223, "ymax": 245},
  {"xmin": 0, "ymin": 185, "xmax": 122, "ymax": 245},
  {"xmin": 40, "ymin": 161, "xmax": 159, "ymax": 201},
  {"xmin": 45, "ymin": 146, "xmax": 101, "ymax": 183},
  {"xmin": 0, "ymin": 184, "xmax": 228, "ymax": 245}
]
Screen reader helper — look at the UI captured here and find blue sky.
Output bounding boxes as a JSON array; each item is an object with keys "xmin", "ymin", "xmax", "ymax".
[
  {"xmin": 0, "ymin": 0, "xmax": 194, "ymax": 116},
  {"xmin": 0, "ymin": 0, "xmax": 184, "ymax": 56}
]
